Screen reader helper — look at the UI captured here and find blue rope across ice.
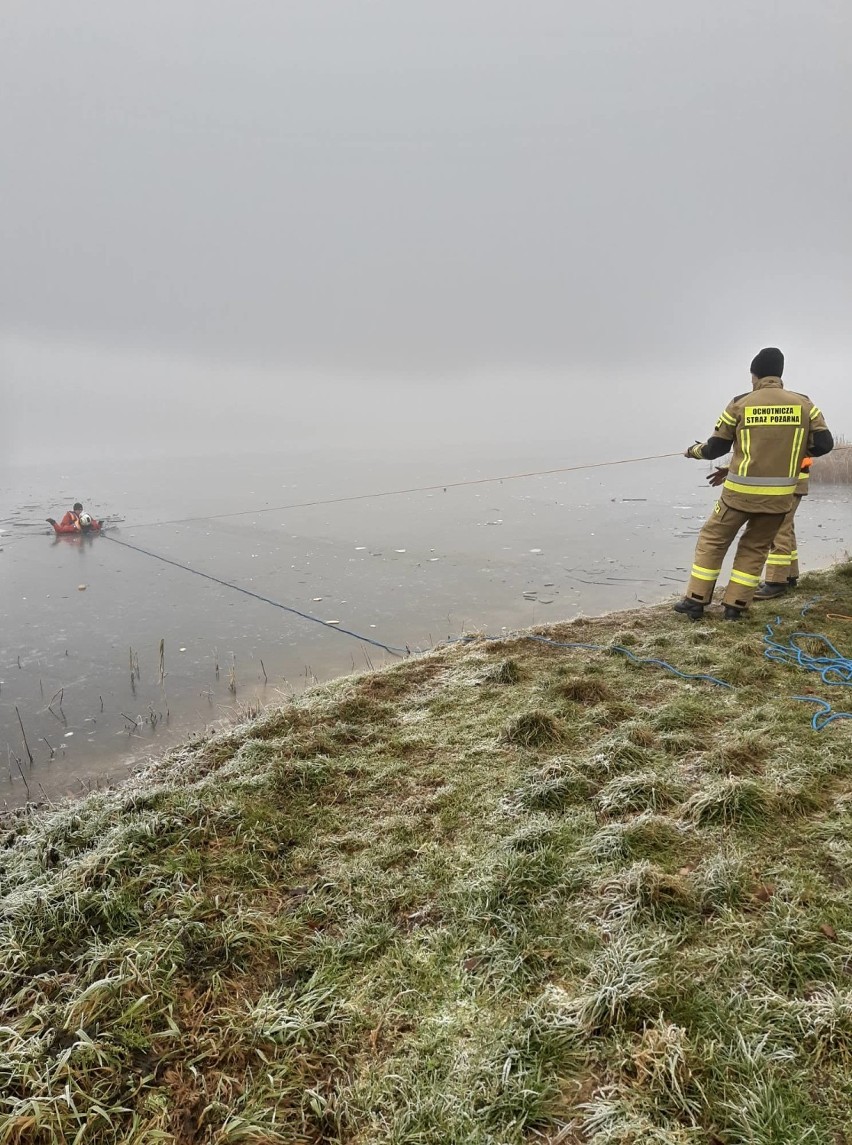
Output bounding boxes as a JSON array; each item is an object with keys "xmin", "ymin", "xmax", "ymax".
[
  {"xmin": 104, "ymin": 535, "xmax": 851, "ymax": 731},
  {"xmin": 103, "ymin": 535, "xmax": 410, "ymax": 658}
]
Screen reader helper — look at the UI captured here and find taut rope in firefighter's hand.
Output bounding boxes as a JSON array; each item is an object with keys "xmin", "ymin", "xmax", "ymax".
[
  {"xmin": 124, "ymin": 443, "xmax": 852, "ymax": 532},
  {"xmin": 0, "ymin": 448, "xmax": 685, "ymax": 545},
  {"xmin": 121, "ymin": 450, "xmax": 685, "ymax": 530}
]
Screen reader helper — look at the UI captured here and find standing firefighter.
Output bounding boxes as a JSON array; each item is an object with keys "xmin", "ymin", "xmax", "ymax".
[
  {"xmin": 675, "ymin": 347, "xmax": 833, "ymax": 620},
  {"xmin": 754, "ymin": 456, "xmax": 812, "ymax": 599},
  {"xmin": 704, "ymin": 455, "xmax": 811, "ymax": 599}
]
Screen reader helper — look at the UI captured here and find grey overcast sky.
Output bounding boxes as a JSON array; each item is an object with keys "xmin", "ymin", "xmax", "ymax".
[{"xmin": 1, "ymin": 0, "xmax": 850, "ymax": 463}]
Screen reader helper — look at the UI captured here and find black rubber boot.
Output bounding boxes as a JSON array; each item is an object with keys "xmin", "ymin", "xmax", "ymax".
[
  {"xmin": 753, "ymin": 582, "xmax": 788, "ymax": 601},
  {"xmin": 674, "ymin": 597, "xmax": 705, "ymax": 620},
  {"xmin": 723, "ymin": 604, "xmax": 744, "ymax": 621},
  {"xmin": 787, "ymin": 576, "xmax": 798, "ymax": 589}
]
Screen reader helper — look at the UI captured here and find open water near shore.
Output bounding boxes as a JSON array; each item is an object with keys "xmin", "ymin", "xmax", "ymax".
[{"xmin": 2, "ymin": 446, "xmax": 850, "ymax": 807}]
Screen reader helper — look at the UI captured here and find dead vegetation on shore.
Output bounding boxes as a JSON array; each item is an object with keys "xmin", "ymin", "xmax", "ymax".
[
  {"xmin": 811, "ymin": 435, "xmax": 852, "ymax": 484},
  {"xmin": 3, "ymin": 565, "xmax": 852, "ymax": 1142}
]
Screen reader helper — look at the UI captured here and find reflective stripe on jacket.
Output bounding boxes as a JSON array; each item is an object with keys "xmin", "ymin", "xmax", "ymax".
[{"xmin": 711, "ymin": 379, "xmax": 829, "ymax": 513}]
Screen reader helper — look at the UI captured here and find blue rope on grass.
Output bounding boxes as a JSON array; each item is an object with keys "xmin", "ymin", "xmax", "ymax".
[
  {"xmin": 791, "ymin": 696, "xmax": 852, "ymax": 732},
  {"xmin": 764, "ymin": 620, "xmax": 852, "ymax": 685},
  {"xmin": 763, "ymin": 612, "xmax": 852, "ymax": 730},
  {"xmin": 453, "ymin": 632, "xmax": 734, "ymax": 690},
  {"xmin": 455, "ymin": 611, "xmax": 852, "ymax": 733},
  {"xmin": 522, "ymin": 634, "xmax": 735, "ymax": 688}
]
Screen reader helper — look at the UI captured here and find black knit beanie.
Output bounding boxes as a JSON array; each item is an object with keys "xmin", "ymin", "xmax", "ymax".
[{"xmin": 750, "ymin": 347, "xmax": 784, "ymax": 378}]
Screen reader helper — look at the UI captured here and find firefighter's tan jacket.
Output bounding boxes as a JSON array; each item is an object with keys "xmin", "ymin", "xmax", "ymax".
[{"xmin": 699, "ymin": 378, "xmax": 828, "ymax": 514}]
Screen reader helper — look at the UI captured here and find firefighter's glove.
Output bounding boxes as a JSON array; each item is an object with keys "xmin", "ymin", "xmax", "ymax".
[
  {"xmin": 685, "ymin": 443, "xmax": 705, "ymax": 459},
  {"xmin": 706, "ymin": 467, "xmax": 728, "ymax": 487}
]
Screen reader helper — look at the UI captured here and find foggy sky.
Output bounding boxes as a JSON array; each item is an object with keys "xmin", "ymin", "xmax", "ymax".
[{"xmin": 2, "ymin": 1, "xmax": 851, "ymax": 464}]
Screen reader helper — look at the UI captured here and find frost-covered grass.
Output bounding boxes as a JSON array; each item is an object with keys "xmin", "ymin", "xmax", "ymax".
[{"xmin": 3, "ymin": 565, "xmax": 852, "ymax": 1142}]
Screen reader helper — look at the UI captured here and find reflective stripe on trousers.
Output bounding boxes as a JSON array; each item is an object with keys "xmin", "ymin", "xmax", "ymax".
[
  {"xmin": 764, "ymin": 495, "xmax": 803, "ymax": 585},
  {"xmin": 685, "ymin": 500, "xmax": 786, "ymax": 608}
]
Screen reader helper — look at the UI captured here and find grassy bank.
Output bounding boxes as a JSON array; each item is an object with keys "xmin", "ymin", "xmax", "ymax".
[{"xmin": 3, "ymin": 566, "xmax": 852, "ymax": 1143}]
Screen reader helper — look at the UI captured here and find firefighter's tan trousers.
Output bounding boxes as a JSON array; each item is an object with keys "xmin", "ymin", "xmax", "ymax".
[
  {"xmin": 764, "ymin": 495, "xmax": 803, "ymax": 585},
  {"xmin": 686, "ymin": 500, "xmax": 786, "ymax": 608}
]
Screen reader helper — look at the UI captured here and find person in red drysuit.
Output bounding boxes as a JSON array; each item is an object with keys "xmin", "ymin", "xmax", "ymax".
[{"xmin": 47, "ymin": 502, "xmax": 101, "ymax": 534}]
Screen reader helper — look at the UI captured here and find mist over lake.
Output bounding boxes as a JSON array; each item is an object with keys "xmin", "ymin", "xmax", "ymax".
[{"xmin": 2, "ymin": 1, "xmax": 851, "ymax": 801}]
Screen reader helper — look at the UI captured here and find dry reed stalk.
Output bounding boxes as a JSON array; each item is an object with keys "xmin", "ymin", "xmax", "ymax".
[{"xmin": 15, "ymin": 708, "xmax": 34, "ymax": 766}]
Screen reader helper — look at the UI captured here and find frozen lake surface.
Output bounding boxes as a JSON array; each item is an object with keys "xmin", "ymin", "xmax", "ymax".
[{"xmin": 2, "ymin": 447, "xmax": 850, "ymax": 806}]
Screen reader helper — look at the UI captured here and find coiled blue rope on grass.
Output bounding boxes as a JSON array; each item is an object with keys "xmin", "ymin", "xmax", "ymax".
[
  {"xmin": 455, "ymin": 609, "xmax": 852, "ymax": 732},
  {"xmin": 523, "ymin": 622, "xmax": 852, "ymax": 730},
  {"xmin": 764, "ymin": 627, "xmax": 852, "ymax": 684},
  {"xmin": 764, "ymin": 610, "xmax": 852, "ymax": 730}
]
